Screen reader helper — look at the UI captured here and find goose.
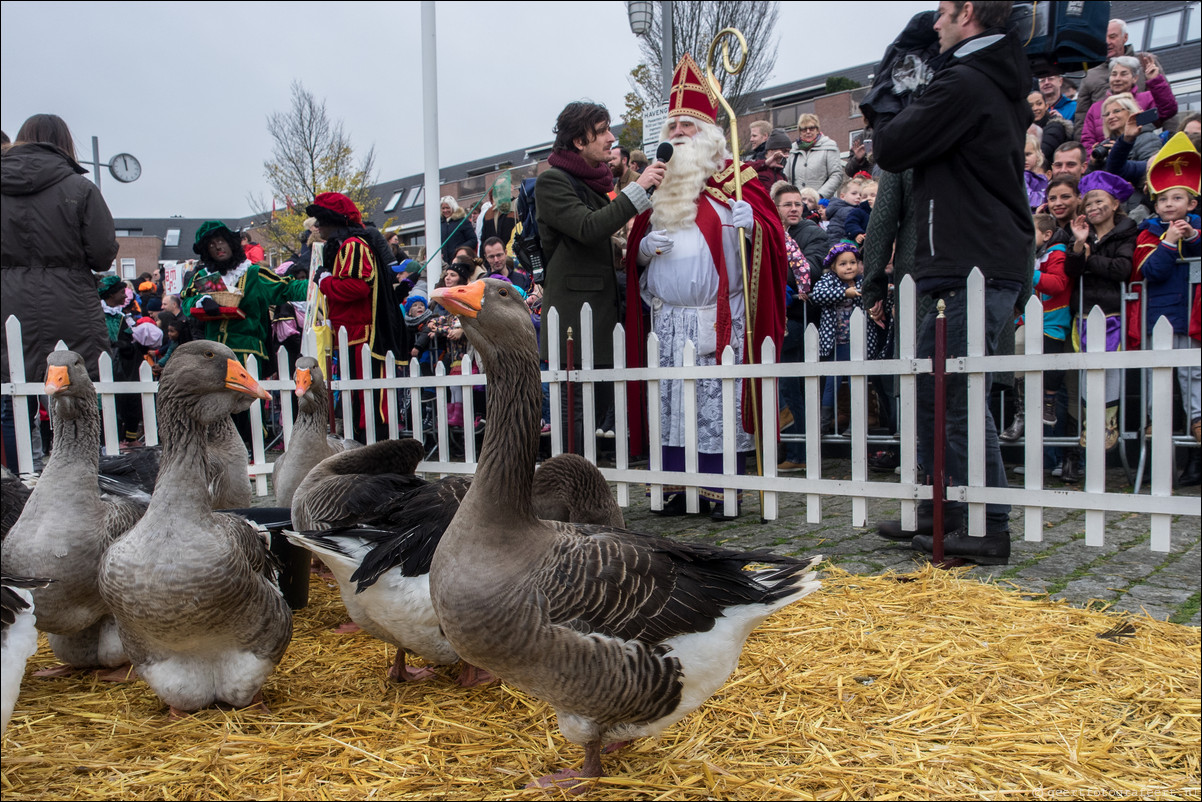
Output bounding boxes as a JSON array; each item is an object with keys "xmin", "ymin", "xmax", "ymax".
[
  {"xmin": 427, "ymin": 279, "xmax": 822, "ymax": 788},
  {"xmin": 272, "ymin": 357, "xmax": 360, "ymax": 508},
  {"xmin": 1, "ymin": 351, "xmax": 145, "ymax": 674},
  {"xmin": 97, "ymin": 341, "xmax": 292, "ymax": 715},
  {"xmin": 286, "ymin": 450, "xmax": 624, "ymax": 685},
  {"xmin": 1, "ymin": 572, "xmax": 51, "ymax": 736}
]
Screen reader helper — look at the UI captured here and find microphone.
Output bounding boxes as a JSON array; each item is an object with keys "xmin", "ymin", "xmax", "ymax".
[{"xmin": 645, "ymin": 142, "xmax": 674, "ymax": 197}]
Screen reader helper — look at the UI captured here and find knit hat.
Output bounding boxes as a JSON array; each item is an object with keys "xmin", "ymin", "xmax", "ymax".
[
  {"xmin": 667, "ymin": 54, "xmax": 719, "ymax": 125},
  {"xmin": 98, "ymin": 274, "xmax": 124, "ymax": 298},
  {"xmin": 192, "ymin": 221, "xmax": 241, "ymax": 257},
  {"xmin": 402, "ymin": 294, "xmax": 428, "ymax": 315},
  {"xmin": 444, "ymin": 260, "xmax": 476, "ymax": 281},
  {"xmin": 306, "ymin": 192, "xmax": 362, "ymax": 227},
  {"xmin": 764, "ymin": 129, "xmax": 792, "ymax": 151},
  {"xmin": 1078, "ymin": 171, "xmax": 1134, "ymax": 203},
  {"xmin": 142, "ymin": 295, "xmax": 162, "ymax": 314},
  {"xmin": 1146, "ymin": 131, "xmax": 1200, "ymax": 198},
  {"xmin": 823, "ymin": 242, "xmax": 861, "ymax": 268}
]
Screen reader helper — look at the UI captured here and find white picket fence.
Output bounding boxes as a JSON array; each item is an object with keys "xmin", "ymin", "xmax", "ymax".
[{"xmin": 3, "ymin": 270, "xmax": 1199, "ymax": 551}]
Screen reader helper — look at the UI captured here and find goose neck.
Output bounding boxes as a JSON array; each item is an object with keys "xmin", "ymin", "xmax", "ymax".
[{"xmin": 470, "ymin": 348, "xmax": 541, "ymax": 518}]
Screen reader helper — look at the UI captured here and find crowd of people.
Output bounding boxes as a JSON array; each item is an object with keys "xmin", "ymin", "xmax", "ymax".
[{"xmin": 2, "ymin": 6, "xmax": 1199, "ymax": 565}]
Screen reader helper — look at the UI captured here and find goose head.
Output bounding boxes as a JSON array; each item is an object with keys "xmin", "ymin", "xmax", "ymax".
[
  {"xmin": 43, "ymin": 350, "xmax": 95, "ymax": 421},
  {"xmin": 430, "ymin": 279, "xmax": 535, "ymax": 367},
  {"xmin": 292, "ymin": 356, "xmax": 326, "ymax": 414},
  {"xmin": 159, "ymin": 341, "xmax": 269, "ymax": 425}
]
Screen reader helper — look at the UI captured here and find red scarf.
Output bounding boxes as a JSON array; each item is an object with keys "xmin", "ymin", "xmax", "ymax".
[{"xmin": 546, "ymin": 149, "xmax": 615, "ymax": 196}]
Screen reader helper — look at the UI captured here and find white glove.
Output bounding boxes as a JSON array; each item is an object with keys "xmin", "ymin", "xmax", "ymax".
[
  {"xmin": 731, "ymin": 200, "xmax": 754, "ymax": 231},
  {"xmin": 639, "ymin": 230, "xmax": 674, "ymax": 260}
]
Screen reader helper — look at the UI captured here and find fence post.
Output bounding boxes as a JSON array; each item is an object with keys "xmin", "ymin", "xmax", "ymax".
[
  {"xmin": 138, "ymin": 360, "xmax": 158, "ymax": 447},
  {"xmin": 756, "ymin": 337, "xmax": 777, "ymax": 522},
  {"xmin": 580, "ymin": 302, "xmax": 596, "ymax": 463},
  {"xmin": 682, "ymin": 339, "xmax": 699, "ymax": 514},
  {"xmin": 565, "ymin": 327, "xmax": 576, "ymax": 457},
  {"xmin": 932, "ymin": 299, "xmax": 947, "ymax": 565},
  {"xmin": 277, "ymin": 346, "xmax": 294, "ymax": 448},
  {"xmin": 385, "ymin": 352, "xmax": 399, "ymax": 442},
  {"xmin": 98, "ymin": 352, "xmax": 120, "ymax": 457},
  {"xmin": 898, "ymin": 277, "xmax": 918, "ymax": 533},
  {"xmin": 719, "ymin": 343, "xmax": 738, "ymax": 520},
  {"xmin": 1083, "ymin": 306, "xmax": 1106, "ymax": 547},
  {"xmin": 965, "ymin": 268, "xmax": 987, "ymax": 538},
  {"xmin": 1149, "ymin": 318, "xmax": 1174, "ymax": 552},
  {"xmin": 804, "ymin": 323, "xmax": 822, "ymax": 523},
  {"xmin": 338, "ymin": 326, "xmax": 353, "ymax": 441},
  {"xmin": 360, "ymin": 342, "xmax": 376, "ymax": 445},
  {"xmin": 547, "ymin": 307, "xmax": 562, "ymax": 457},
  {"xmin": 461, "ymin": 355, "xmax": 477, "ymax": 465},
  {"xmin": 646, "ymin": 333, "xmax": 663, "ymax": 512},
  {"xmin": 1022, "ymin": 296, "xmax": 1045, "ymax": 541},
  {"xmin": 612, "ymin": 324, "xmax": 630, "ymax": 508},
  {"xmin": 4, "ymin": 316, "xmax": 35, "ymax": 474},
  {"xmin": 245, "ymin": 355, "xmax": 268, "ymax": 497},
  {"xmin": 849, "ymin": 308, "xmax": 867, "ymax": 528}
]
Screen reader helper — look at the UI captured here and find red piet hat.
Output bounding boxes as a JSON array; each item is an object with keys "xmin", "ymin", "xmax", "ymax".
[
  {"xmin": 1146, "ymin": 132, "xmax": 1200, "ymax": 198},
  {"xmin": 307, "ymin": 192, "xmax": 362, "ymax": 226},
  {"xmin": 668, "ymin": 54, "xmax": 718, "ymax": 126}
]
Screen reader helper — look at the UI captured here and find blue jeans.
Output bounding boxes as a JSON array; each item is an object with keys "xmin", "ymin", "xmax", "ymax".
[
  {"xmin": 821, "ymin": 342, "xmax": 850, "ymax": 408},
  {"xmin": 915, "ymin": 280, "xmax": 1019, "ymax": 532}
]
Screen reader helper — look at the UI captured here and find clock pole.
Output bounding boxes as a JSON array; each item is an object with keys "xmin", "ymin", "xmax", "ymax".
[{"xmin": 92, "ymin": 136, "xmax": 102, "ymax": 191}]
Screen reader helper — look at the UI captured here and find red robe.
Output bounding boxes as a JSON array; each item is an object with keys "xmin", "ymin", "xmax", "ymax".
[
  {"xmin": 623, "ymin": 160, "xmax": 788, "ymax": 457},
  {"xmin": 319, "ymin": 236, "xmax": 385, "ymax": 427}
]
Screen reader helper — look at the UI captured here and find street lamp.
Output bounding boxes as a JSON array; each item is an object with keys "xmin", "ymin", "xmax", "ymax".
[{"xmin": 626, "ymin": 1, "xmax": 673, "ymax": 97}]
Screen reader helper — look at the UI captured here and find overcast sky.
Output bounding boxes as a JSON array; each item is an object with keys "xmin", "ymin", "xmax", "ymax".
[{"xmin": 1, "ymin": 0, "xmax": 932, "ymax": 219}]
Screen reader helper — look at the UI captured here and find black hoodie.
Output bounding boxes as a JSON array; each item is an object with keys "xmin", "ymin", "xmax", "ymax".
[{"xmin": 874, "ymin": 28, "xmax": 1034, "ymax": 287}]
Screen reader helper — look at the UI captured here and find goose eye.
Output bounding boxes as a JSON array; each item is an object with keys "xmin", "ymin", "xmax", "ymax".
[
  {"xmin": 498, "ymin": 288, "xmax": 508, "ymax": 298},
  {"xmin": 204, "ymin": 350, "xmax": 215, "ymax": 359}
]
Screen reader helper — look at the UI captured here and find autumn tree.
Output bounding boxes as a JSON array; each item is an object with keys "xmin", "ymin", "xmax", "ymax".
[
  {"xmin": 629, "ymin": 1, "xmax": 780, "ymax": 121},
  {"xmin": 251, "ymin": 81, "xmax": 379, "ymax": 257},
  {"xmin": 618, "ymin": 65, "xmax": 652, "ymax": 150}
]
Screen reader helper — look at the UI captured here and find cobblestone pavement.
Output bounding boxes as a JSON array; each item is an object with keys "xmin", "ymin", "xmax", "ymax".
[{"xmin": 258, "ymin": 450, "xmax": 1201, "ymax": 627}]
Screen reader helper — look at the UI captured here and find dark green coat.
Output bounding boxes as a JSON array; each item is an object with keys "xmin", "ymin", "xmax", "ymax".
[{"xmin": 534, "ymin": 168, "xmax": 641, "ymax": 368}]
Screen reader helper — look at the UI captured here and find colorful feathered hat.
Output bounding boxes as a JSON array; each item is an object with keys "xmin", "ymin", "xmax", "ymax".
[
  {"xmin": 668, "ymin": 54, "xmax": 718, "ymax": 126},
  {"xmin": 1146, "ymin": 132, "xmax": 1200, "ymax": 198}
]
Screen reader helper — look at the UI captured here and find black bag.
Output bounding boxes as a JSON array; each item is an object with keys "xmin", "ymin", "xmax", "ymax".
[
  {"xmin": 512, "ymin": 178, "xmax": 545, "ymax": 282},
  {"xmin": 1010, "ymin": 1, "xmax": 1110, "ymax": 77}
]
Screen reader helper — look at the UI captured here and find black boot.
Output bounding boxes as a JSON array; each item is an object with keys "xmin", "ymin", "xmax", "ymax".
[
  {"xmin": 1178, "ymin": 449, "xmax": 1202, "ymax": 487},
  {"xmin": 877, "ymin": 506, "xmax": 966, "ymax": 541},
  {"xmin": 912, "ymin": 528, "xmax": 1011, "ymax": 565}
]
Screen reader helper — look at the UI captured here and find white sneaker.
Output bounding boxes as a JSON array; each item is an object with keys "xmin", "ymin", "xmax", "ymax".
[
  {"xmin": 603, "ymin": 430, "xmax": 615, "ymax": 438},
  {"xmin": 595, "ymin": 428, "xmax": 606, "ymax": 437}
]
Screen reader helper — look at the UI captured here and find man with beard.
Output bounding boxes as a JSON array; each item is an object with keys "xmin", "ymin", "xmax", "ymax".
[
  {"xmin": 624, "ymin": 54, "xmax": 788, "ymax": 519},
  {"xmin": 182, "ymin": 220, "xmax": 307, "ymax": 363},
  {"xmin": 309, "ymin": 192, "xmax": 409, "ymax": 440}
]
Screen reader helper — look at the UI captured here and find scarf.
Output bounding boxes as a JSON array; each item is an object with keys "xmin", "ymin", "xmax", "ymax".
[
  {"xmin": 794, "ymin": 136, "xmax": 819, "ymax": 152},
  {"xmin": 547, "ymin": 149, "xmax": 615, "ymax": 196}
]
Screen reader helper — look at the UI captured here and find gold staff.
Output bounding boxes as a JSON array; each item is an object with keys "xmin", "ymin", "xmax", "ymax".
[{"xmin": 705, "ymin": 27, "xmax": 766, "ymax": 506}]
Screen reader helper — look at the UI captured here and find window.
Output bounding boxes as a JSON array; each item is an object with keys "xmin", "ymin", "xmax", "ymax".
[
  {"xmin": 120, "ymin": 258, "xmax": 137, "ymax": 279},
  {"xmin": 404, "ymin": 186, "xmax": 424, "ymax": 208},
  {"xmin": 164, "ymin": 229, "xmax": 180, "ymax": 247},
  {"xmin": 1126, "ymin": 18, "xmax": 1147, "ymax": 51},
  {"xmin": 1186, "ymin": 2, "xmax": 1200, "ymax": 42},
  {"xmin": 384, "ymin": 190, "xmax": 404, "ymax": 212},
  {"xmin": 115, "ymin": 230, "xmax": 129, "ymax": 237},
  {"xmin": 1149, "ymin": 11, "xmax": 1182, "ymax": 49}
]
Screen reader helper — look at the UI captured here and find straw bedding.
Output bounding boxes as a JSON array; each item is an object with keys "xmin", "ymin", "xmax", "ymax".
[{"xmin": 2, "ymin": 566, "xmax": 1198, "ymax": 800}]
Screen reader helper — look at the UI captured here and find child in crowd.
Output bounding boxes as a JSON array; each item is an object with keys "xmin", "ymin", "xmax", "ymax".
[
  {"xmin": 822, "ymin": 177, "xmax": 864, "ymax": 243},
  {"xmin": 798, "ymin": 187, "xmax": 824, "ymax": 224},
  {"xmin": 1001, "ymin": 214, "xmax": 1071, "ymax": 444},
  {"xmin": 1025, "ymin": 134, "xmax": 1049, "ymax": 210},
  {"xmin": 1133, "ymin": 132, "xmax": 1201, "ymax": 485},
  {"xmin": 844, "ymin": 180, "xmax": 877, "ymax": 245},
  {"xmin": 403, "ymin": 294, "xmax": 436, "ymax": 372},
  {"xmin": 810, "ymin": 243, "xmax": 889, "ymax": 433}
]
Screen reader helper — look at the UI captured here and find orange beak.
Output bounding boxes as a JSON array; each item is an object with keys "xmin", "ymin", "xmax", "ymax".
[
  {"xmin": 225, "ymin": 359, "xmax": 269, "ymax": 400},
  {"xmin": 294, "ymin": 368, "xmax": 312, "ymax": 398},
  {"xmin": 431, "ymin": 280, "xmax": 484, "ymax": 319},
  {"xmin": 45, "ymin": 365, "xmax": 71, "ymax": 395}
]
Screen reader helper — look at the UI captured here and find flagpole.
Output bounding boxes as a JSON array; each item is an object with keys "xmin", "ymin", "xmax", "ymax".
[{"xmin": 705, "ymin": 28, "xmax": 766, "ymax": 515}]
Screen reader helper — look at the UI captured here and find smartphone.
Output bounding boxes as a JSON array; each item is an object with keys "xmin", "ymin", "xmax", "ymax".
[
  {"xmin": 863, "ymin": 139, "xmax": 873, "ymax": 156},
  {"xmin": 1134, "ymin": 109, "xmax": 1158, "ymax": 126}
]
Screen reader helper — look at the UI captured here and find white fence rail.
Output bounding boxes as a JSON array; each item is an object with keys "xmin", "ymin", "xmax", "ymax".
[{"xmin": 3, "ymin": 271, "xmax": 1199, "ymax": 552}]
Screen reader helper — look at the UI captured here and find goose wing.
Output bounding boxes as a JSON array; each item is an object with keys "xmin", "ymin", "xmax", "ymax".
[
  {"xmin": 1, "ymin": 573, "xmax": 51, "ymax": 630},
  {"xmin": 533, "ymin": 523, "xmax": 815, "ymax": 644},
  {"xmin": 295, "ymin": 473, "xmax": 428, "ymax": 531},
  {"xmin": 214, "ymin": 513, "xmax": 293, "ymax": 662}
]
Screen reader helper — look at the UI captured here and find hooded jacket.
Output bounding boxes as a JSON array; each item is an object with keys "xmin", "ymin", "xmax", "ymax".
[
  {"xmin": 874, "ymin": 29, "xmax": 1034, "ymax": 287},
  {"xmin": 1, "ymin": 143, "xmax": 119, "ymax": 383},
  {"xmin": 782, "ymin": 135, "xmax": 844, "ymax": 199}
]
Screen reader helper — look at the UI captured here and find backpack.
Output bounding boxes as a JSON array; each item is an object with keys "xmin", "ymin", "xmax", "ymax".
[
  {"xmin": 1010, "ymin": 1, "xmax": 1109, "ymax": 76},
  {"xmin": 511, "ymin": 172, "xmax": 590, "ymax": 283},
  {"xmin": 511, "ymin": 178, "xmax": 545, "ymax": 281}
]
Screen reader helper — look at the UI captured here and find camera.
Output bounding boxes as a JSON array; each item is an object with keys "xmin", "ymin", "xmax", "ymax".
[{"xmin": 1091, "ymin": 142, "xmax": 1112, "ymax": 161}]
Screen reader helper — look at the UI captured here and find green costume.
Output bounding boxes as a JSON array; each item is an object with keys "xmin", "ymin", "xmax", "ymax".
[{"xmin": 182, "ymin": 222, "xmax": 307, "ymax": 362}]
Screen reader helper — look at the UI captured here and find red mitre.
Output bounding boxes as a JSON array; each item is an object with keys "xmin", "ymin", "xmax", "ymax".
[
  {"xmin": 669, "ymin": 54, "xmax": 718, "ymax": 125},
  {"xmin": 1146, "ymin": 132, "xmax": 1200, "ymax": 198}
]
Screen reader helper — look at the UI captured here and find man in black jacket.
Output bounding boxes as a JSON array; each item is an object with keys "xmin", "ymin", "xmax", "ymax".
[{"xmin": 870, "ymin": 0, "xmax": 1033, "ymax": 564}]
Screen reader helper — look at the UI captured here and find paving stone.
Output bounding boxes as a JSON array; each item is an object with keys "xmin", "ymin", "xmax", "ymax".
[
  {"xmin": 1123, "ymin": 584, "xmax": 1197, "ymax": 608},
  {"xmin": 1052, "ymin": 578, "xmax": 1121, "ymax": 604},
  {"xmin": 1108, "ymin": 599, "xmax": 1174, "ymax": 622}
]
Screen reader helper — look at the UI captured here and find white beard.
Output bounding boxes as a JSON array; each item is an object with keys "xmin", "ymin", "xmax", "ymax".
[{"xmin": 650, "ymin": 121, "xmax": 730, "ymax": 232}]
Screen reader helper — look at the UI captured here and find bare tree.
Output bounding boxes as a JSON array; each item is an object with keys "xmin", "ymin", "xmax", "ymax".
[
  {"xmin": 250, "ymin": 81, "xmax": 379, "ymax": 257},
  {"xmin": 630, "ymin": 1, "xmax": 780, "ymax": 118}
]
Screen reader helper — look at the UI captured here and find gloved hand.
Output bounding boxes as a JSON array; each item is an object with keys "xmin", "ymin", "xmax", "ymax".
[
  {"xmin": 201, "ymin": 297, "xmax": 221, "ymax": 316},
  {"xmin": 731, "ymin": 200, "xmax": 754, "ymax": 231},
  {"xmin": 315, "ymin": 270, "xmax": 332, "ymax": 285},
  {"xmin": 638, "ymin": 230, "xmax": 674, "ymax": 261}
]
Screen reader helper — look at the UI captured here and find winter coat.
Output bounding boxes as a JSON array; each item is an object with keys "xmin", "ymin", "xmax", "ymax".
[
  {"xmin": 1033, "ymin": 244, "xmax": 1072, "ymax": 341},
  {"xmin": 534, "ymin": 166, "xmax": 644, "ymax": 367},
  {"xmin": 440, "ymin": 211, "xmax": 477, "ymax": 259},
  {"xmin": 1035, "ymin": 114, "xmax": 1072, "ymax": 166},
  {"xmin": 1063, "ymin": 216, "xmax": 1138, "ymax": 318},
  {"xmin": 861, "ymin": 169, "xmax": 916, "ymax": 315},
  {"xmin": 783, "ymin": 135, "xmax": 844, "ymax": 199},
  {"xmin": 873, "ymin": 29, "xmax": 1034, "ymax": 288},
  {"xmin": 823, "ymin": 198, "xmax": 857, "ymax": 243},
  {"xmin": 1138, "ymin": 214, "xmax": 1202, "ymax": 337},
  {"xmin": 810, "ymin": 272, "xmax": 888, "ymax": 359},
  {"xmin": 1079, "ymin": 73, "xmax": 1178, "ymax": 154},
  {"xmin": 1, "ymin": 143, "xmax": 118, "ymax": 384}
]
